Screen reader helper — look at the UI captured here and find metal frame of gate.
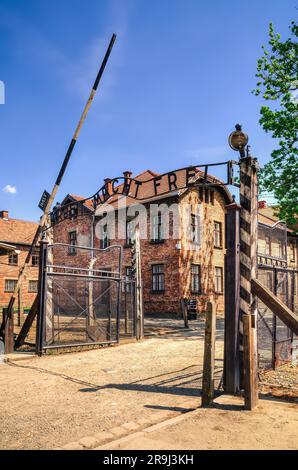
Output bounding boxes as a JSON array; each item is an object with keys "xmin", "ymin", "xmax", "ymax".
[
  {"xmin": 36, "ymin": 241, "xmax": 124, "ymax": 354},
  {"xmin": 257, "ymin": 264, "xmax": 297, "ymax": 369}
]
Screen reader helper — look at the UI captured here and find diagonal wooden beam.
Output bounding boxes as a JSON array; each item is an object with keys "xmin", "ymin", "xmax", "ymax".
[{"xmin": 252, "ymin": 278, "xmax": 298, "ymax": 336}]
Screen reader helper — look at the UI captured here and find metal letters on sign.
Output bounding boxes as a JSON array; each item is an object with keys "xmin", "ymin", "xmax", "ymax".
[{"xmin": 49, "ymin": 160, "xmax": 239, "ymax": 226}]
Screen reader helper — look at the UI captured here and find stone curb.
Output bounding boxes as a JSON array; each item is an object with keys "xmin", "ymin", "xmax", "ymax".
[{"xmin": 60, "ymin": 398, "xmax": 200, "ymax": 450}]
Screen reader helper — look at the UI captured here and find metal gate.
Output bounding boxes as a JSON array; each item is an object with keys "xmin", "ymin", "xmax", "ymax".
[
  {"xmin": 37, "ymin": 242, "xmax": 125, "ymax": 352},
  {"xmin": 257, "ymin": 265, "xmax": 298, "ymax": 369}
]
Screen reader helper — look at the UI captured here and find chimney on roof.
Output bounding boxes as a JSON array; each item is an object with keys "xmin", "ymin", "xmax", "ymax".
[
  {"xmin": 258, "ymin": 200, "xmax": 266, "ymax": 209},
  {"xmin": 123, "ymin": 171, "xmax": 132, "ymax": 179},
  {"xmin": 0, "ymin": 210, "xmax": 9, "ymax": 219}
]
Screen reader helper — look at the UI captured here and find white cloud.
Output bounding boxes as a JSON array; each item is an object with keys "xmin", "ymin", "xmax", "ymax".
[{"xmin": 3, "ymin": 184, "xmax": 17, "ymax": 194}]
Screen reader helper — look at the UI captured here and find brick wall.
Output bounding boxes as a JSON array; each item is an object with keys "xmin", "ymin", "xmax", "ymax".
[{"xmin": 0, "ymin": 244, "xmax": 38, "ymax": 309}]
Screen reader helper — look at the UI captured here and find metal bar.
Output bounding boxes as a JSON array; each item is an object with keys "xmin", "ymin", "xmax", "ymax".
[
  {"xmin": 47, "ymin": 264, "xmax": 121, "ymax": 276},
  {"xmin": 36, "ymin": 240, "xmax": 49, "ymax": 355},
  {"xmin": 48, "ymin": 243, "xmax": 122, "ymax": 253},
  {"xmin": 46, "ymin": 272, "xmax": 121, "ymax": 281},
  {"xmin": 42, "ymin": 340, "xmax": 117, "ymax": 350}
]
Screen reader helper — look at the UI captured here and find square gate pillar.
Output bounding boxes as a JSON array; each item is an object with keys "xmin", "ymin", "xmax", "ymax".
[
  {"xmin": 224, "ymin": 200, "xmax": 241, "ymax": 394},
  {"xmin": 239, "ymin": 156, "xmax": 259, "ymax": 410}
]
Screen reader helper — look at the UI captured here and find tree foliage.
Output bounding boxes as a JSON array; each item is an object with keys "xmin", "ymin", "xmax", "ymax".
[{"xmin": 253, "ymin": 21, "xmax": 298, "ymax": 228}]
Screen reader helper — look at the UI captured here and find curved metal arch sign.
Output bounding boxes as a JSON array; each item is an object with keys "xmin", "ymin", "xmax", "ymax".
[{"xmin": 49, "ymin": 160, "xmax": 239, "ymax": 226}]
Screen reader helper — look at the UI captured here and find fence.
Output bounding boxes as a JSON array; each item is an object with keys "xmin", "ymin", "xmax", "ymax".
[
  {"xmin": 38, "ymin": 242, "xmax": 124, "ymax": 352},
  {"xmin": 257, "ymin": 265, "xmax": 298, "ymax": 369}
]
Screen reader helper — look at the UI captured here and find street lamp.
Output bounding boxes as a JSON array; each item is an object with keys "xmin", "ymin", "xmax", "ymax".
[{"xmin": 228, "ymin": 124, "xmax": 249, "ymax": 158}]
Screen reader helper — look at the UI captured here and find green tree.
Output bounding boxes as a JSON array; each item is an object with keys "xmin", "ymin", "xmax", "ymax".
[{"xmin": 253, "ymin": 21, "xmax": 298, "ymax": 228}]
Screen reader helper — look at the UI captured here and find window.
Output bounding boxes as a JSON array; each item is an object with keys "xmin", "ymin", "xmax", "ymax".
[
  {"xmin": 190, "ymin": 214, "xmax": 200, "ymax": 244},
  {"xmin": 68, "ymin": 231, "xmax": 77, "ymax": 255},
  {"xmin": 28, "ymin": 280, "xmax": 38, "ymax": 293},
  {"xmin": 265, "ymin": 236, "xmax": 271, "ymax": 255},
  {"xmin": 126, "ymin": 220, "xmax": 135, "ymax": 245},
  {"xmin": 100, "ymin": 224, "xmax": 109, "ymax": 249},
  {"xmin": 214, "ymin": 267, "xmax": 223, "ymax": 293},
  {"xmin": 8, "ymin": 252, "xmax": 18, "ymax": 265},
  {"xmin": 214, "ymin": 221, "xmax": 222, "ymax": 248},
  {"xmin": 205, "ymin": 189, "xmax": 210, "ymax": 204},
  {"xmin": 123, "ymin": 266, "xmax": 133, "ymax": 293},
  {"xmin": 31, "ymin": 254, "xmax": 39, "ymax": 266},
  {"xmin": 5, "ymin": 279, "xmax": 17, "ymax": 292},
  {"xmin": 191, "ymin": 264, "xmax": 201, "ymax": 293},
  {"xmin": 151, "ymin": 213, "xmax": 164, "ymax": 242},
  {"xmin": 152, "ymin": 264, "xmax": 165, "ymax": 292},
  {"xmin": 278, "ymin": 240, "xmax": 284, "ymax": 258}
]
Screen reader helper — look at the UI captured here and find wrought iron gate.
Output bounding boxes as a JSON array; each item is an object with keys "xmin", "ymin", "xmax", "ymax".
[{"xmin": 37, "ymin": 242, "xmax": 124, "ymax": 352}]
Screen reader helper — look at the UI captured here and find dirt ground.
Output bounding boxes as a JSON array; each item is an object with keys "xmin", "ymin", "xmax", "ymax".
[
  {"xmin": 1, "ymin": 317, "xmax": 297, "ymax": 450},
  {"xmin": 104, "ymin": 395, "xmax": 298, "ymax": 450}
]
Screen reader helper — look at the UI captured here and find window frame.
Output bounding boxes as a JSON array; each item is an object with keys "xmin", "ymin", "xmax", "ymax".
[
  {"xmin": 100, "ymin": 224, "xmax": 110, "ymax": 249},
  {"xmin": 214, "ymin": 221, "xmax": 223, "ymax": 248},
  {"xmin": 151, "ymin": 264, "xmax": 165, "ymax": 293},
  {"xmin": 214, "ymin": 266, "xmax": 224, "ymax": 293},
  {"xmin": 191, "ymin": 264, "xmax": 201, "ymax": 294},
  {"xmin": 8, "ymin": 252, "xmax": 18, "ymax": 266},
  {"xmin": 4, "ymin": 279, "xmax": 18, "ymax": 293},
  {"xmin": 31, "ymin": 254, "xmax": 39, "ymax": 266},
  {"xmin": 151, "ymin": 213, "xmax": 164, "ymax": 243},
  {"xmin": 190, "ymin": 213, "xmax": 200, "ymax": 244},
  {"xmin": 28, "ymin": 280, "xmax": 38, "ymax": 293},
  {"xmin": 68, "ymin": 230, "xmax": 77, "ymax": 255}
]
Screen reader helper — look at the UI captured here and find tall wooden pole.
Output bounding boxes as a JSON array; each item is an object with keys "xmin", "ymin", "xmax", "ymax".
[
  {"xmin": 239, "ymin": 155, "xmax": 259, "ymax": 410},
  {"xmin": 12, "ymin": 35, "xmax": 116, "ymax": 348},
  {"xmin": 7, "ymin": 34, "xmax": 117, "ymax": 320},
  {"xmin": 224, "ymin": 200, "xmax": 241, "ymax": 394},
  {"xmin": 202, "ymin": 301, "xmax": 216, "ymax": 406}
]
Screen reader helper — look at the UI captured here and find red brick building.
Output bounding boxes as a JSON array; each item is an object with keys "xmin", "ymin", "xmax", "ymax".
[
  {"xmin": 0, "ymin": 211, "xmax": 39, "ymax": 310},
  {"xmin": 53, "ymin": 169, "xmax": 233, "ymax": 316}
]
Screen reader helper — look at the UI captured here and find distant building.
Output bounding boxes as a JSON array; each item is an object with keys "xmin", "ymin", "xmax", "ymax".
[{"xmin": 0, "ymin": 211, "xmax": 38, "ymax": 310}]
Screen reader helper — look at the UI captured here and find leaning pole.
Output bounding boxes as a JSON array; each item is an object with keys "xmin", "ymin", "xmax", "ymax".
[{"xmin": 12, "ymin": 34, "xmax": 117, "ymax": 348}]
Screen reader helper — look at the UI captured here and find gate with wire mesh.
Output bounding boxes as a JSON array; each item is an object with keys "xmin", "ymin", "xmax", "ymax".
[
  {"xmin": 37, "ymin": 242, "xmax": 127, "ymax": 352},
  {"xmin": 257, "ymin": 265, "xmax": 298, "ymax": 369}
]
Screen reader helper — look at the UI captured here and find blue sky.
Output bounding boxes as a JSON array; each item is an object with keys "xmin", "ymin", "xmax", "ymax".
[{"xmin": 0, "ymin": 0, "xmax": 296, "ymax": 221}]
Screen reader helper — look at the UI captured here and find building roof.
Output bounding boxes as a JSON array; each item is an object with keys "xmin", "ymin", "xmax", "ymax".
[
  {"xmin": 0, "ymin": 217, "xmax": 38, "ymax": 245},
  {"xmin": 258, "ymin": 205, "xmax": 294, "ymax": 233}
]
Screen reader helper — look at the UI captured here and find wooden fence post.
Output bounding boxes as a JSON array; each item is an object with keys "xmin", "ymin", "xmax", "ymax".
[
  {"xmin": 3, "ymin": 307, "xmax": 14, "ymax": 354},
  {"xmin": 202, "ymin": 301, "xmax": 216, "ymax": 406},
  {"xmin": 239, "ymin": 156, "xmax": 259, "ymax": 410}
]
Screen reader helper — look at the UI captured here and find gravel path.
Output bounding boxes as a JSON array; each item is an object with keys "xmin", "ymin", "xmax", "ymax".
[{"xmin": 0, "ymin": 319, "xmax": 224, "ymax": 450}]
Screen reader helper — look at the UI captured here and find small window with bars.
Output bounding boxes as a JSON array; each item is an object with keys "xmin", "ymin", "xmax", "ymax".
[
  {"xmin": 191, "ymin": 264, "xmax": 201, "ymax": 293},
  {"xmin": 152, "ymin": 264, "xmax": 165, "ymax": 292},
  {"xmin": 8, "ymin": 252, "xmax": 18, "ymax": 265},
  {"xmin": 5, "ymin": 279, "xmax": 17, "ymax": 292},
  {"xmin": 68, "ymin": 231, "xmax": 77, "ymax": 255},
  {"xmin": 214, "ymin": 267, "xmax": 223, "ymax": 293},
  {"xmin": 28, "ymin": 280, "xmax": 38, "ymax": 293}
]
